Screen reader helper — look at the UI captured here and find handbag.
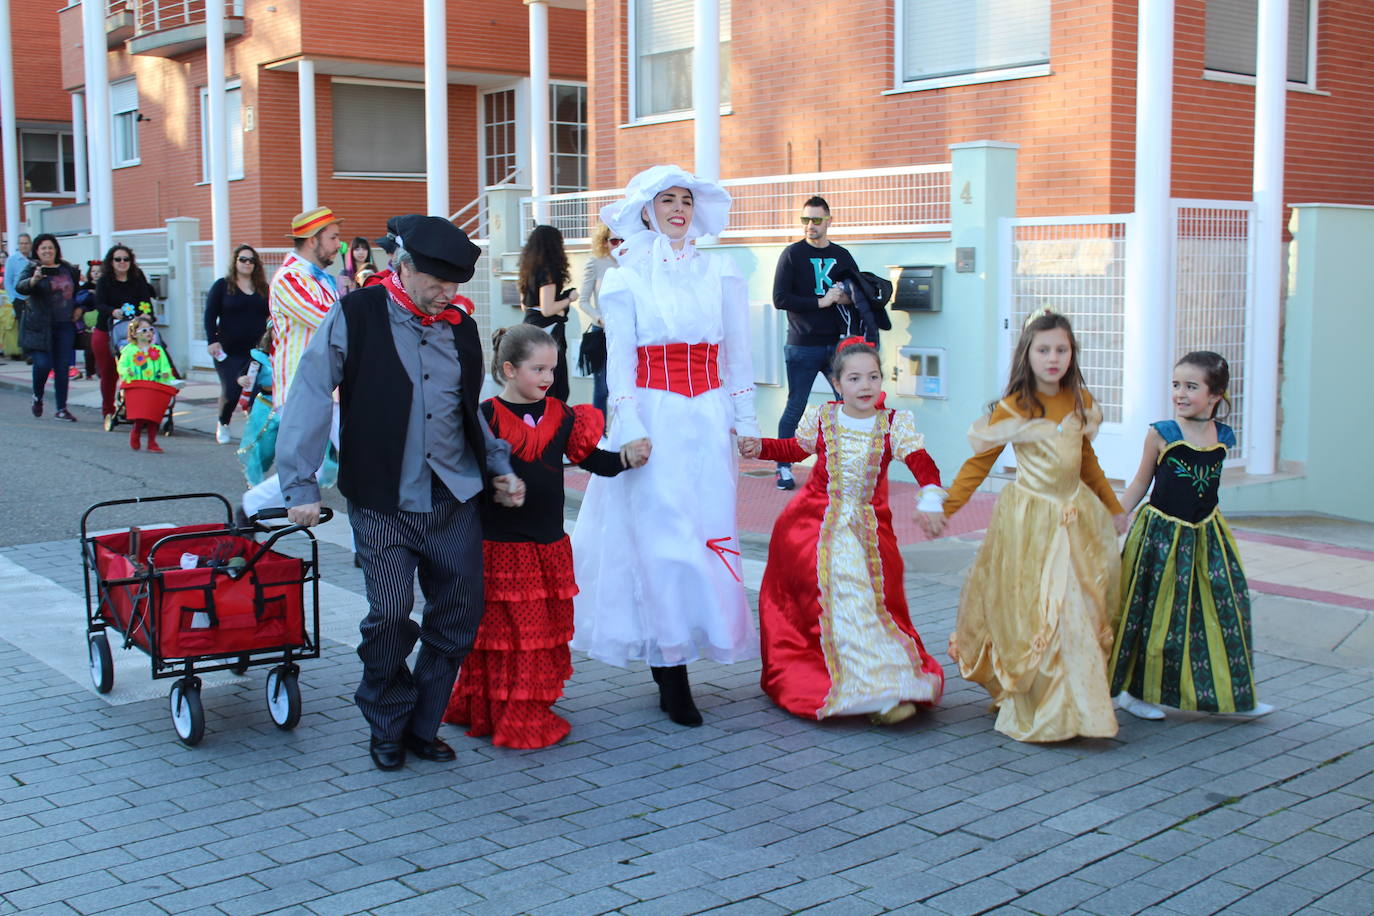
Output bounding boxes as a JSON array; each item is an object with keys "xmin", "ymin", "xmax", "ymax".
[{"xmin": 577, "ymin": 324, "xmax": 606, "ymax": 375}]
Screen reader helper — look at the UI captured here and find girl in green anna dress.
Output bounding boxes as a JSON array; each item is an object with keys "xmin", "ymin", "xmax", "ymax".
[{"xmin": 1109, "ymin": 351, "xmax": 1274, "ymax": 720}]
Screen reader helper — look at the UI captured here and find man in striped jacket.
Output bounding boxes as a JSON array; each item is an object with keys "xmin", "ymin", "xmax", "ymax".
[
  {"xmin": 271, "ymin": 206, "xmax": 343, "ymax": 405},
  {"xmin": 240, "ymin": 207, "xmax": 343, "ymax": 521}
]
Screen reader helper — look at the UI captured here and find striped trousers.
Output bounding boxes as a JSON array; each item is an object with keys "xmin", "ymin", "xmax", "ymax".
[{"xmin": 349, "ymin": 481, "xmax": 484, "ymax": 742}]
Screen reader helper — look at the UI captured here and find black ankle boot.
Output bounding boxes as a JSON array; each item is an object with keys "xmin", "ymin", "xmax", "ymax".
[{"xmin": 651, "ymin": 665, "xmax": 702, "ymax": 727}]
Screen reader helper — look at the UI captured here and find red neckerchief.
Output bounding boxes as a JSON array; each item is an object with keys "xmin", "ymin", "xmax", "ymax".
[
  {"xmin": 382, "ymin": 272, "xmax": 463, "ymax": 326},
  {"xmin": 488, "ymin": 397, "xmax": 565, "ymax": 462}
]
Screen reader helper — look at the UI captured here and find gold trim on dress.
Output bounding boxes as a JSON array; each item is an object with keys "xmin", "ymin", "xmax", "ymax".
[
  {"xmin": 1140, "ymin": 502, "xmax": 1220, "ymax": 530},
  {"xmin": 1156, "ymin": 438, "xmax": 1229, "ymax": 465}
]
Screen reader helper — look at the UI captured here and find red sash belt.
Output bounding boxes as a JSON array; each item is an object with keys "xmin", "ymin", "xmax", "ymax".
[{"xmin": 636, "ymin": 342, "xmax": 721, "ymax": 397}]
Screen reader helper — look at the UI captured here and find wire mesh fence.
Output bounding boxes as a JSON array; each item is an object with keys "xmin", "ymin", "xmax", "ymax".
[
  {"xmin": 1173, "ymin": 201, "xmax": 1253, "ymax": 460},
  {"xmin": 1007, "ymin": 218, "xmax": 1129, "ymax": 424}
]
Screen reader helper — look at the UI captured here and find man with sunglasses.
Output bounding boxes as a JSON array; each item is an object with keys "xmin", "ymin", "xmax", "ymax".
[{"xmin": 770, "ymin": 196, "xmax": 860, "ymax": 490}]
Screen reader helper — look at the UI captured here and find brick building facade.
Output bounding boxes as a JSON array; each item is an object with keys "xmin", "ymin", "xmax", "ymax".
[
  {"xmin": 5, "ymin": 0, "xmax": 586, "ymax": 248},
  {"xmin": 586, "ymin": 0, "xmax": 1374, "ymax": 217}
]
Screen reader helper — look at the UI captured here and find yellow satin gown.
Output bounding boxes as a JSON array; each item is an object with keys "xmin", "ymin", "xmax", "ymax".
[{"xmin": 947, "ymin": 391, "xmax": 1122, "ymax": 742}]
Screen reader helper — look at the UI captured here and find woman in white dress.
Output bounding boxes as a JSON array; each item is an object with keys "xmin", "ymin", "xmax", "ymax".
[{"xmin": 571, "ymin": 165, "xmax": 760, "ymax": 726}]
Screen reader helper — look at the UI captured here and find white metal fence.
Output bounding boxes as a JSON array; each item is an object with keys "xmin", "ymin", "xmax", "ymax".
[
  {"xmin": 520, "ymin": 164, "xmax": 953, "ymax": 244},
  {"xmin": 1002, "ymin": 216, "xmax": 1130, "ymax": 424},
  {"xmin": 1000, "ymin": 201, "xmax": 1256, "ymax": 466},
  {"xmin": 1172, "ymin": 200, "xmax": 1253, "ymax": 460}
]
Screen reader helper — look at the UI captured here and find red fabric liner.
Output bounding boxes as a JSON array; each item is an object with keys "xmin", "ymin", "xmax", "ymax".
[
  {"xmin": 635, "ymin": 342, "xmax": 720, "ymax": 397},
  {"xmin": 92, "ymin": 525, "xmax": 306, "ymax": 659}
]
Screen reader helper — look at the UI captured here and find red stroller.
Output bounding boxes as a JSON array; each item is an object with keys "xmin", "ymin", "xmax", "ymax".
[{"xmin": 81, "ymin": 493, "xmax": 327, "ymax": 746}]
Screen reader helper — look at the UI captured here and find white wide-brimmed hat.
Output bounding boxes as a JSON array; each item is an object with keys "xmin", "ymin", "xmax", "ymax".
[{"xmin": 599, "ymin": 165, "xmax": 732, "ymax": 241}]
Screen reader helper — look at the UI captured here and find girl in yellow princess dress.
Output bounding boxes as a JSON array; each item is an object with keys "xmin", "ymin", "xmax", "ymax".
[{"xmin": 926, "ymin": 310, "xmax": 1127, "ymax": 742}]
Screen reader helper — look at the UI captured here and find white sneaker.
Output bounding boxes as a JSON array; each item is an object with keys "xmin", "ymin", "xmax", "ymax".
[
  {"xmin": 775, "ymin": 467, "xmax": 795, "ymax": 490},
  {"xmin": 215, "ymin": 423, "xmax": 231, "ymax": 445},
  {"xmin": 1225, "ymin": 701, "xmax": 1275, "ymax": 718},
  {"xmin": 1115, "ymin": 692, "xmax": 1166, "ymax": 720}
]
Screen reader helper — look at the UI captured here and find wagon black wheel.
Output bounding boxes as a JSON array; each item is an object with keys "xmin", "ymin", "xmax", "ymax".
[
  {"xmin": 265, "ymin": 666, "xmax": 301, "ymax": 730},
  {"xmin": 229, "ymin": 655, "xmax": 250, "ymax": 676},
  {"xmin": 170, "ymin": 678, "xmax": 204, "ymax": 746},
  {"xmin": 88, "ymin": 632, "xmax": 113, "ymax": 694}
]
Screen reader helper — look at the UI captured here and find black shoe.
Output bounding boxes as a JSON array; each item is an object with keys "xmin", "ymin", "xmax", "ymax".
[
  {"xmin": 54, "ymin": 408, "xmax": 77, "ymax": 422},
  {"xmin": 775, "ymin": 467, "xmax": 795, "ymax": 490},
  {"xmin": 369, "ymin": 737, "xmax": 406, "ymax": 771},
  {"xmin": 30, "ymin": 397, "xmax": 41, "ymax": 417},
  {"xmin": 402, "ymin": 731, "xmax": 457, "ymax": 762},
  {"xmin": 651, "ymin": 665, "xmax": 703, "ymax": 727}
]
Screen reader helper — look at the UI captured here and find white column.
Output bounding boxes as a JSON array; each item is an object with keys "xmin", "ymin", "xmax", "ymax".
[
  {"xmin": 0, "ymin": 0, "xmax": 21, "ymax": 247},
  {"xmin": 71, "ymin": 92, "xmax": 88, "ymax": 204},
  {"xmin": 206, "ymin": 0, "xmax": 229, "ymax": 261},
  {"xmin": 298, "ymin": 60, "xmax": 317, "ymax": 210},
  {"xmin": 1124, "ymin": 0, "xmax": 1175, "ymax": 439},
  {"xmin": 424, "ymin": 0, "xmax": 449, "ymax": 216},
  {"xmin": 527, "ymin": 0, "xmax": 549, "ymax": 222},
  {"xmin": 692, "ymin": 0, "xmax": 720, "ymax": 181},
  {"xmin": 1248, "ymin": 0, "xmax": 1289, "ymax": 476},
  {"xmin": 82, "ymin": 0, "xmax": 112, "ymax": 251}
]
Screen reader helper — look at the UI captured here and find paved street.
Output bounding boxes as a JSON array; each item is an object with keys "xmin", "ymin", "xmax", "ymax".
[{"xmin": 0, "ymin": 365, "xmax": 1371, "ymax": 915}]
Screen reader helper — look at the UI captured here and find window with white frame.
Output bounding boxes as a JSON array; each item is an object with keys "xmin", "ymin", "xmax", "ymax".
[
  {"xmin": 550, "ymin": 83, "xmax": 587, "ymax": 193},
  {"xmin": 632, "ymin": 0, "xmax": 731, "ymax": 119},
  {"xmin": 483, "ymin": 88, "xmax": 519, "ymax": 188},
  {"xmin": 331, "ymin": 79, "xmax": 425, "ymax": 176},
  {"xmin": 1204, "ymin": 0, "xmax": 1313, "ymax": 84},
  {"xmin": 21, "ymin": 131, "xmax": 76, "ymax": 195},
  {"xmin": 111, "ymin": 78, "xmax": 139, "ymax": 167},
  {"xmin": 896, "ymin": 0, "xmax": 1050, "ymax": 91},
  {"xmin": 200, "ymin": 83, "xmax": 244, "ymax": 181}
]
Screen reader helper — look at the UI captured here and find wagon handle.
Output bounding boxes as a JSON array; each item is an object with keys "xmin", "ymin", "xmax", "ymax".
[
  {"xmin": 237, "ymin": 508, "xmax": 335, "ymax": 576},
  {"xmin": 80, "ymin": 493, "xmax": 234, "ymax": 544}
]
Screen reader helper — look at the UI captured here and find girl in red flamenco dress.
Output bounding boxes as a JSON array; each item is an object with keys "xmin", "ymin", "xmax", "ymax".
[
  {"xmin": 741, "ymin": 338, "xmax": 946, "ymax": 724},
  {"xmin": 444, "ymin": 325, "xmax": 646, "ymax": 748}
]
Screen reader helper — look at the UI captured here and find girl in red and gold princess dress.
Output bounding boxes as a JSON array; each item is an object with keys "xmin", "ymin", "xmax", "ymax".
[
  {"xmin": 444, "ymin": 324, "xmax": 645, "ymax": 749},
  {"xmin": 743, "ymin": 338, "xmax": 945, "ymax": 725}
]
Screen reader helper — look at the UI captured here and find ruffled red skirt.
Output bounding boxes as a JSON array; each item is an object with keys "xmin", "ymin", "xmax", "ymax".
[{"xmin": 444, "ymin": 538, "xmax": 575, "ymax": 749}]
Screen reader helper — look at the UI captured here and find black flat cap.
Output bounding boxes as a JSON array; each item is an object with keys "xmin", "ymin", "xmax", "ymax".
[
  {"xmin": 374, "ymin": 213, "xmax": 424, "ymax": 254},
  {"xmin": 396, "ymin": 216, "xmax": 481, "ymax": 283}
]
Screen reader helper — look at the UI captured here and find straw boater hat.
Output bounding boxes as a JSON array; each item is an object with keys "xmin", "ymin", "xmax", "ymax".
[{"xmin": 286, "ymin": 206, "xmax": 341, "ymax": 239}]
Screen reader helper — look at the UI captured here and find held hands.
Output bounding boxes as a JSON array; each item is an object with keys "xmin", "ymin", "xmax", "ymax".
[
  {"xmin": 918, "ymin": 512, "xmax": 946, "ymax": 538},
  {"xmin": 1113, "ymin": 513, "xmax": 1129, "ymax": 536},
  {"xmin": 619, "ymin": 437, "xmax": 652, "ymax": 469},
  {"xmin": 491, "ymin": 474, "xmax": 526, "ymax": 508},
  {"xmin": 737, "ymin": 436, "xmax": 761, "ymax": 459},
  {"xmin": 208, "ymin": 342, "xmax": 224, "ymax": 360}
]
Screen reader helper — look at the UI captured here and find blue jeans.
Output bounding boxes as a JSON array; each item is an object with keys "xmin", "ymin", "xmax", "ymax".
[
  {"xmin": 31, "ymin": 321, "xmax": 76, "ymax": 410},
  {"xmin": 777, "ymin": 344, "xmax": 838, "ymax": 467},
  {"xmin": 592, "ymin": 365, "xmax": 608, "ymax": 415}
]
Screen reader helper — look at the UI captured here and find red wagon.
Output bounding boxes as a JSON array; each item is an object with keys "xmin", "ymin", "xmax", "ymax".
[{"xmin": 81, "ymin": 493, "xmax": 328, "ymax": 745}]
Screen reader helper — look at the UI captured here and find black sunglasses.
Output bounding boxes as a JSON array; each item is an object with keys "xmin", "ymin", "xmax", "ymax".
[{"xmin": 237, "ymin": 256, "xmax": 257, "ymax": 264}]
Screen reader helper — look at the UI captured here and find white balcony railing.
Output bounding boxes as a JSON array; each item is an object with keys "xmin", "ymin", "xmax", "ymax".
[{"xmin": 520, "ymin": 164, "xmax": 953, "ymax": 245}]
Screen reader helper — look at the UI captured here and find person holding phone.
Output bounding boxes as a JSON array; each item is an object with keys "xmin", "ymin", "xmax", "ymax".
[
  {"xmin": 519, "ymin": 225, "xmax": 578, "ymax": 402},
  {"xmin": 17, "ymin": 233, "xmax": 83, "ymax": 420}
]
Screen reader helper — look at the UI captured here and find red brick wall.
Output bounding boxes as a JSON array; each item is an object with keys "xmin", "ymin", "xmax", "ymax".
[
  {"xmin": 0, "ymin": 0, "xmax": 79, "ymax": 231},
  {"xmin": 588, "ymin": 0, "xmax": 1374, "ymax": 217},
  {"xmin": 1171, "ymin": 0, "xmax": 1374, "ymax": 208},
  {"xmin": 20, "ymin": 0, "xmax": 584, "ymax": 249}
]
